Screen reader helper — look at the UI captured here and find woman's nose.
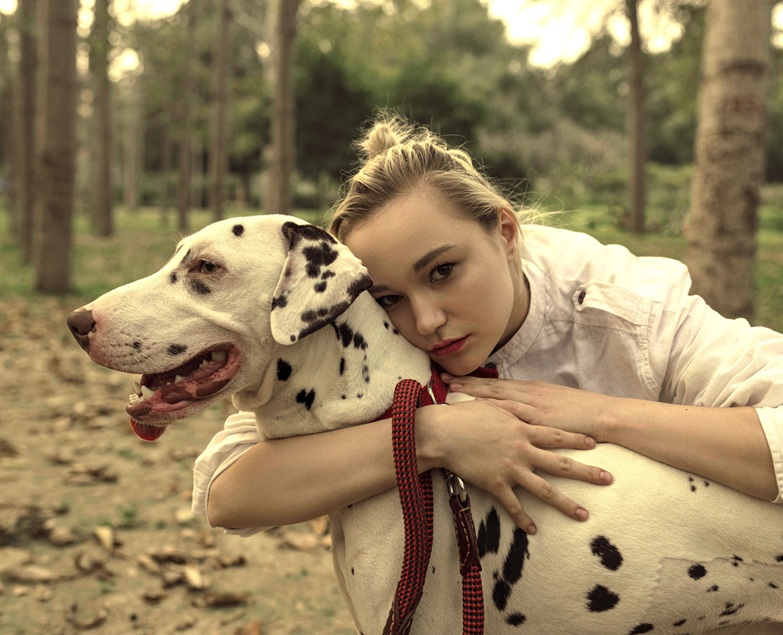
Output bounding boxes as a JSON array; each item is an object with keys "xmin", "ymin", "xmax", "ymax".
[{"xmin": 411, "ymin": 298, "xmax": 446, "ymax": 335}]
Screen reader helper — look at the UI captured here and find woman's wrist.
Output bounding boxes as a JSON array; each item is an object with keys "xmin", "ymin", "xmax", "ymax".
[{"xmin": 414, "ymin": 405, "xmax": 447, "ymax": 473}]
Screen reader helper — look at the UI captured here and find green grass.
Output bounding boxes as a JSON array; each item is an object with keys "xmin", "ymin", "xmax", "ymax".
[{"xmin": 1, "ymin": 192, "xmax": 782, "ymax": 331}]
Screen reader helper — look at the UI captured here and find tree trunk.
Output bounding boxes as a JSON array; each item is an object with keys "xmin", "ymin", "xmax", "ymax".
[
  {"xmin": 176, "ymin": 0, "xmax": 197, "ymax": 231},
  {"xmin": 209, "ymin": 0, "xmax": 231, "ymax": 222},
  {"xmin": 33, "ymin": 0, "xmax": 78, "ymax": 293},
  {"xmin": 625, "ymin": 0, "xmax": 646, "ymax": 233},
  {"xmin": 263, "ymin": 0, "xmax": 299, "ymax": 215},
  {"xmin": 685, "ymin": 0, "xmax": 771, "ymax": 320},
  {"xmin": 18, "ymin": 0, "xmax": 38, "ymax": 262},
  {"xmin": 91, "ymin": 0, "xmax": 113, "ymax": 236},
  {"xmin": 122, "ymin": 79, "xmax": 141, "ymax": 213}
]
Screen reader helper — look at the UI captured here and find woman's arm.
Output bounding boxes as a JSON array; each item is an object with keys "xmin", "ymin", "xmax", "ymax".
[
  {"xmin": 442, "ymin": 377, "xmax": 779, "ymax": 501},
  {"xmin": 206, "ymin": 399, "xmax": 610, "ymax": 534}
]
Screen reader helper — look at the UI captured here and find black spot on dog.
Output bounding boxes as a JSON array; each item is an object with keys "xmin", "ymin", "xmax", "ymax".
[
  {"xmin": 492, "ymin": 579, "xmax": 512, "ymax": 611},
  {"xmin": 271, "ymin": 294, "xmax": 288, "ymax": 310},
  {"xmin": 506, "ymin": 613, "xmax": 526, "ymax": 626},
  {"xmin": 232, "ymin": 224, "xmax": 244, "ymax": 237},
  {"xmin": 190, "ymin": 279, "xmax": 211, "ymax": 295},
  {"xmin": 349, "ymin": 275, "xmax": 373, "ymax": 298},
  {"xmin": 590, "ymin": 536, "xmax": 623, "ymax": 571},
  {"xmin": 586, "ymin": 584, "xmax": 620, "ymax": 612},
  {"xmin": 502, "ymin": 528, "xmax": 529, "ymax": 585},
  {"xmin": 770, "ymin": 582, "xmax": 779, "ymax": 589},
  {"xmin": 303, "ymin": 242, "xmax": 339, "ymax": 278},
  {"xmin": 730, "ymin": 555, "xmax": 744, "ymax": 567},
  {"xmin": 673, "ymin": 618, "xmax": 686, "ymax": 626},
  {"xmin": 335, "ymin": 323, "xmax": 354, "ymax": 348},
  {"xmin": 628, "ymin": 625, "xmax": 654, "ymax": 634},
  {"xmin": 132, "ymin": 341, "xmax": 142, "ymax": 350},
  {"xmin": 775, "ymin": 554, "xmax": 783, "ymax": 562},
  {"xmin": 707, "ymin": 584, "xmax": 719, "ymax": 592},
  {"xmin": 277, "ymin": 359, "xmax": 292, "ymax": 381},
  {"xmin": 688, "ymin": 564, "xmax": 707, "ymax": 580},
  {"xmin": 314, "ymin": 281, "xmax": 327, "ymax": 293},
  {"xmin": 719, "ymin": 602, "xmax": 744, "ymax": 617},
  {"xmin": 296, "ymin": 389, "xmax": 316, "ymax": 410},
  {"xmin": 478, "ymin": 508, "xmax": 501, "ymax": 558},
  {"xmin": 301, "ymin": 307, "xmax": 333, "ymax": 324},
  {"xmin": 167, "ymin": 344, "xmax": 187, "ymax": 356},
  {"xmin": 351, "ymin": 567, "xmax": 354, "ymax": 575},
  {"xmin": 170, "ymin": 272, "xmax": 178, "ymax": 284},
  {"xmin": 339, "ymin": 358, "xmax": 345, "ymax": 375},
  {"xmin": 353, "ymin": 332, "xmax": 367, "ymax": 349},
  {"xmin": 321, "ymin": 270, "xmax": 335, "ymax": 280}
]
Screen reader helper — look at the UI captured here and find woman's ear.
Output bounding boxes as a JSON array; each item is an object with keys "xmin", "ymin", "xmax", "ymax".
[{"xmin": 497, "ymin": 207, "xmax": 520, "ymax": 261}]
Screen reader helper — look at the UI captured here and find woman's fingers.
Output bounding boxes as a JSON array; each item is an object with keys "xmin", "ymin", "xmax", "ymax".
[{"xmin": 493, "ymin": 486, "xmax": 538, "ymax": 535}]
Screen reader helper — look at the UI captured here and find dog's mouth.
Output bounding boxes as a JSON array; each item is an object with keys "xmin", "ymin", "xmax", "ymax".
[{"xmin": 126, "ymin": 343, "xmax": 239, "ymax": 440}]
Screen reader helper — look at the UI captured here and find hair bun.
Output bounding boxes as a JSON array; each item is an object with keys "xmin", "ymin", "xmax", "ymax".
[{"xmin": 358, "ymin": 117, "xmax": 408, "ymax": 160}]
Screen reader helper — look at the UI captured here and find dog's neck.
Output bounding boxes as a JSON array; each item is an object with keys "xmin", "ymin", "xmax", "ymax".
[{"xmin": 236, "ymin": 292, "xmax": 432, "ymax": 439}]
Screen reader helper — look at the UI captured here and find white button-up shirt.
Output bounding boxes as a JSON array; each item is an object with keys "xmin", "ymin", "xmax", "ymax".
[{"xmin": 191, "ymin": 225, "xmax": 783, "ymax": 530}]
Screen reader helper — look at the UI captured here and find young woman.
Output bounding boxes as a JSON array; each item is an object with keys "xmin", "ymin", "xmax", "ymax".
[{"xmin": 193, "ymin": 115, "xmax": 783, "ymax": 537}]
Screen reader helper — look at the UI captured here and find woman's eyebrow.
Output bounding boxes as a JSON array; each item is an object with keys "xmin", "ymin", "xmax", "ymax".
[{"xmin": 413, "ymin": 244, "xmax": 455, "ymax": 272}]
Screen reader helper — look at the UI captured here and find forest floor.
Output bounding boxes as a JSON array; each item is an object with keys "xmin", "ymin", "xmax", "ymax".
[{"xmin": 0, "ymin": 296, "xmax": 355, "ymax": 635}]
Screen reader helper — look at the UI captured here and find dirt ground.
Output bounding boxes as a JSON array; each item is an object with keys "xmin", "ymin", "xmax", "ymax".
[{"xmin": 0, "ymin": 297, "xmax": 356, "ymax": 635}]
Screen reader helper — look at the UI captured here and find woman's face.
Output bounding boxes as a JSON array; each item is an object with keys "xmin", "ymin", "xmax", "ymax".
[{"xmin": 343, "ymin": 188, "xmax": 528, "ymax": 376}]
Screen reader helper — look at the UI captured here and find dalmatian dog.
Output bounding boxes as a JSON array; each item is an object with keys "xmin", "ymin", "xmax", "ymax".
[{"xmin": 67, "ymin": 215, "xmax": 783, "ymax": 635}]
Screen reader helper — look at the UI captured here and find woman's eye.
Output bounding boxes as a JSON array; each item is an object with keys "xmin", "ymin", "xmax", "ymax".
[
  {"xmin": 199, "ymin": 260, "xmax": 219, "ymax": 274},
  {"xmin": 375, "ymin": 295, "xmax": 401, "ymax": 310},
  {"xmin": 431, "ymin": 263, "xmax": 454, "ymax": 282}
]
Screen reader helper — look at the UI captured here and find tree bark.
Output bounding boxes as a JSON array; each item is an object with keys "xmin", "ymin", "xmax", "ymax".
[
  {"xmin": 263, "ymin": 0, "xmax": 299, "ymax": 215},
  {"xmin": 91, "ymin": 0, "xmax": 113, "ymax": 236},
  {"xmin": 33, "ymin": 0, "xmax": 78, "ymax": 293},
  {"xmin": 685, "ymin": 0, "xmax": 771, "ymax": 320},
  {"xmin": 176, "ymin": 0, "xmax": 197, "ymax": 230},
  {"xmin": 625, "ymin": 0, "xmax": 646, "ymax": 233},
  {"xmin": 209, "ymin": 0, "xmax": 231, "ymax": 222},
  {"xmin": 17, "ymin": 0, "xmax": 38, "ymax": 262}
]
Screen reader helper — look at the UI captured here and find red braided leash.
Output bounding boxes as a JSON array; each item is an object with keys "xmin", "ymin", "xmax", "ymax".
[{"xmin": 383, "ymin": 373, "xmax": 486, "ymax": 635}]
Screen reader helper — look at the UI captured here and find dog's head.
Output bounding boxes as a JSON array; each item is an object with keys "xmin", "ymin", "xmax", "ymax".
[{"xmin": 67, "ymin": 215, "xmax": 371, "ymax": 441}]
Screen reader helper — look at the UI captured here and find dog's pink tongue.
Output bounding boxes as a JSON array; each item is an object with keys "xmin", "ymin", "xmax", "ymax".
[{"xmin": 130, "ymin": 418, "xmax": 166, "ymax": 442}]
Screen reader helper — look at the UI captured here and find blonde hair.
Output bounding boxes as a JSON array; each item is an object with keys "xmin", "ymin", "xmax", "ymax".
[{"xmin": 328, "ymin": 114, "xmax": 517, "ymax": 241}]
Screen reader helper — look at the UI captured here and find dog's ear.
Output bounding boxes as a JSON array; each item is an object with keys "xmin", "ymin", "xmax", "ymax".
[{"xmin": 270, "ymin": 222, "xmax": 372, "ymax": 345}]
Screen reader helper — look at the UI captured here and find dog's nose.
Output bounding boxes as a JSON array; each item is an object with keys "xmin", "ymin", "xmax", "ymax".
[{"xmin": 67, "ymin": 308, "xmax": 95, "ymax": 352}]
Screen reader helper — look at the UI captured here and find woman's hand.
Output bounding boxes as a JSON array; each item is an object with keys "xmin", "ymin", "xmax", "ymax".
[
  {"xmin": 415, "ymin": 396, "xmax": 612, "ymax": 536},
  {"xmin": 443, "ymin": 375, "xmax": 615, "ymax": 441}
]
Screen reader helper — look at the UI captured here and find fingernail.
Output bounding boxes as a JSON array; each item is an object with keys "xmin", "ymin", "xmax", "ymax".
[
  {"xmin": 585, "ymin": 437, "xmax": 596, "ymax": 448},
  {"xmin": 449, "ymin": 382, "xmax": 463, "ymax": 391},
  {"xmin": 600, "ymin": 471, "xmax": 613, "ymax": 484},
  {"xmin": 526, "ymin": 523, "xmax": 537, "ymax": 535},
  {"xmin": 441, "ymin": 373, "xmax": 454, "ymax": 381},
  {"xmin": 576, "ymin": 508, "xmax": 589, "ymax": 521}
]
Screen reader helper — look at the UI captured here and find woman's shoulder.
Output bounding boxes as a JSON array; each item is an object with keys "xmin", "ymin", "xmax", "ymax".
[{"xmin": 520, "ymin": 224, "xmax": 690, "ymax": 298}]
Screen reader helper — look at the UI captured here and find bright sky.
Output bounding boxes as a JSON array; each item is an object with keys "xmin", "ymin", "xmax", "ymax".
[{"xmin": 1, "ymin": 0, "xmax": 782, "ymax": 68}]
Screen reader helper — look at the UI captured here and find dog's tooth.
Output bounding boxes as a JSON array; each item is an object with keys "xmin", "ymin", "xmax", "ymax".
[
  {"xmin": 175, "ymin": 375, "xmax": 185, "ymax": 383},
  {"xmin": 128, "ymin": 394, "xmax": 140, "ymax": 404},
  {"xmin": 133, "ymin": 380, "xmax": 141, "ymax": 393},
  {"xmin": 141, "ymin": 385, "xmax": 155, "ymax": 399},
  {"xmin": 211, "ymin": 351, "xmax": 227, "ymax": 362}
]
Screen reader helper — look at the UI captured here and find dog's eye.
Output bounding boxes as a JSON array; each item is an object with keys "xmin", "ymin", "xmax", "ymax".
[{"xmin": 198, "ymin": 260, "xmax": 220, "ymax": 274}]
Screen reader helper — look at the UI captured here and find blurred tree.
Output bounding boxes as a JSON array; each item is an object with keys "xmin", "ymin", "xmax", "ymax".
[
  {"xmin": 17, "ymin": 0, "xmax": 37, "ymax": 262},
  {"xmin": 210, "ymin": 0, "xmax": 231, "ymax": 221},
  {"xmin": 33, "ymin": 0, "xmax": 78, "ymax": 293},
  {"xmin": 625, "ymin": 0, "xmax": 647, "ymax": 233},
  {"xmin": 176, "ymin": 0, "xmax": 197, "ymax": 229},
  {"xmin": 685, "ymin": 0, "xmax": 772, "ymax": 320},
  {"xmin": 264, "ymin": 0, "xmax": 299, "ymax": 215},
  {"xmin": 89, "ymin": 0, "xmax": 114, "ymax": 236}
]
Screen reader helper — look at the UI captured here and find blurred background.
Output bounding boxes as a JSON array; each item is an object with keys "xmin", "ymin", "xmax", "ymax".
[
  {"xmin": 0, "ymin": 3, "xmax": 782, "ymax": 633},
  {"xmin": 0, "ymin": 0, "xmax": 782, "ymax": 324}
]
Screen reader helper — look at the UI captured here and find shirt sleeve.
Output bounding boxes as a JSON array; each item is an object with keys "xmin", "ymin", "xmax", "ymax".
[
  {"xmin": 654, "ymin": 280, "xmax": 783, "ymax": 503},
  {"xmin": 191, "ymin": 410, "xmax": 271, "ymax": 536}
]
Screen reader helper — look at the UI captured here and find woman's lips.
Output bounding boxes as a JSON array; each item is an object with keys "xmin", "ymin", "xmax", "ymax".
[{"xmin": 430, "ymin": 336, "xmax": 468, "ymax": 357}]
